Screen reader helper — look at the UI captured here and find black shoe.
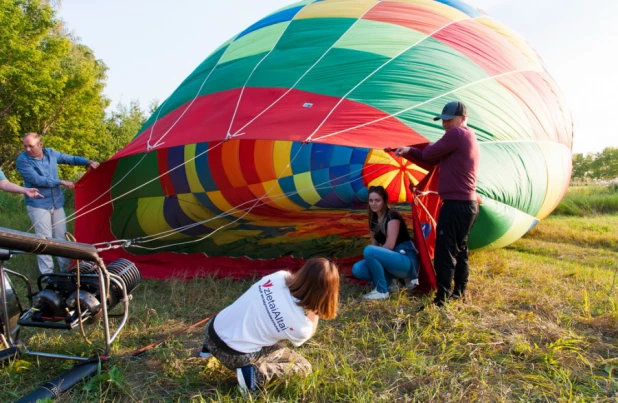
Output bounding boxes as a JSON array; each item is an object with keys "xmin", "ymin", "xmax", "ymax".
[{"xmin": 449, "ymin": 292, "xmax": 465, "ymax": 302}]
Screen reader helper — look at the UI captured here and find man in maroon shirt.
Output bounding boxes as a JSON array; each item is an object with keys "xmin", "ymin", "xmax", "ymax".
[{"xmin": 395, "ymin": 101, "xmax": 480, "ymax": 306}]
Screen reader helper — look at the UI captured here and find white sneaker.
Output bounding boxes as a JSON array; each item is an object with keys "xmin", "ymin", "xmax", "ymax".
[
  {"xmin": 406, "ymin": 278, "xmax": 419, "ymax": 290},
  {"xmin": 363, "ymin": 289, "xmax": 389, "ymax": 300}
]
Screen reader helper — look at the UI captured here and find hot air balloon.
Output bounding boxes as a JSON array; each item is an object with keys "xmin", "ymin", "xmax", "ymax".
[{"xmin": 75, "ymin": 0, "xmax": 573, "ymax": 281}]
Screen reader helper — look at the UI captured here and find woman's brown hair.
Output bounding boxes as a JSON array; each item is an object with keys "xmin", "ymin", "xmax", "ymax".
[
  {"xmin": 367, "ymin": 185, "xmax": 390, "ymax": 235},
  {"xmin": 286, "ymin": 257, "xmax": 339, "ymax": 320}
]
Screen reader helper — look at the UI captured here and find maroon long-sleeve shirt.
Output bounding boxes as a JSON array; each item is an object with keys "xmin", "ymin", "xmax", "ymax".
[{"xmin": 405, "ymin": 126, "xmax": 480, "ymax": 201}]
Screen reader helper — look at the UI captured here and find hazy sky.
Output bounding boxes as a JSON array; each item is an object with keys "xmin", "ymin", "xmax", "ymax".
[{"xmin": 57, "ymin": 0, "xmax": 617, "ymax": 154}]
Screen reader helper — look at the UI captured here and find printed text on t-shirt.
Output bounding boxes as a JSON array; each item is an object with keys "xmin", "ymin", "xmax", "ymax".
[{"xmin": 258, "ymin": 280, "xmax": 288, "ymax": 332}]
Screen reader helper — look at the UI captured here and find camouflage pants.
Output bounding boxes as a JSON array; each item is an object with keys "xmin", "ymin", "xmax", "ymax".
[{"xmin": 203, "ymin": 318, "xmax": 312, "ymax": 386}]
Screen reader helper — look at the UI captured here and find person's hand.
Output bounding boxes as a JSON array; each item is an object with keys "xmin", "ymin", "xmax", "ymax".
[
  {"xmin": 60, "ymin": 180, "xmax": 75, "ymax": 189},
  {"xmin": 87, "ymin": 160, "xmax": 100, "ymax": 169},
  {"xmin": 394, "ymin": 146, "xmax": 411, "ymax": 157},
  {"xmin": 24, "ymin": 188, "xmax": 43, "ymax": 198}
]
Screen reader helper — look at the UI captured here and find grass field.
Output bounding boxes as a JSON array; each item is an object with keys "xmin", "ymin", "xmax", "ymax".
[{"xmin": 1, "ymin": 185, "xmax": 618, "ymax": 402}]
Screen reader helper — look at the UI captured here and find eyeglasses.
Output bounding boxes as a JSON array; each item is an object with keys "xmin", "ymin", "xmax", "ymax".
[{"xmin": 368, "ymin": 185, "xmax": 385, "ymax": 192}]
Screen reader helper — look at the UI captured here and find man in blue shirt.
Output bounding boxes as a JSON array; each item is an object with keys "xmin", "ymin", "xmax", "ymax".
[
  {"xmin": 16, "ymin": 132, "xmax": 100, "ymax": 274},
  {"xmin": 0, "ymin": 168, "xmax": 42, "ymax": 198}
]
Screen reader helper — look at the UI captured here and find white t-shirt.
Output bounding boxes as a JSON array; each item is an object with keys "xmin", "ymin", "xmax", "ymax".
[{"xmin": 214, "ymin": 271, "xmax": 315, "ymax": 353}]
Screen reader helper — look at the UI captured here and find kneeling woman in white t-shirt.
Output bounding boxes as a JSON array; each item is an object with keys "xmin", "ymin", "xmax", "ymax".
[{"xmin": 201, "ymin": 257, "xmax": 339, "ymax": 394}]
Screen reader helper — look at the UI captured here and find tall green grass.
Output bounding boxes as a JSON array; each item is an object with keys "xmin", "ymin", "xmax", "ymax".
[
  {"xmin": 0, "ymin": 191, "xmax": 75, "ymax": 233},
  {"xmin": 554, "ymin": 184, "xmax": 618, "ymax": 216},
  {"xmin": 0, "ymin": 192, "xmax": 31, "ymax": 231}
]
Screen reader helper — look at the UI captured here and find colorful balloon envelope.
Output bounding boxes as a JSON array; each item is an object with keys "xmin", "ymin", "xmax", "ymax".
[{"xmin": 76, "ymin": 0, "xmax": 573, "ymax": 278}]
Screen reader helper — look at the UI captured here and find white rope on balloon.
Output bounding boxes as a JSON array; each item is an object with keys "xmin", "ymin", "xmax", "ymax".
[
  {"xmin": 224, "ymin": 6, "xmax": 308, "ymax": 139},
  {"xmin": 53, "ymin": 2, "xmax": 316, "ymax": 232},
  {"xmin": 129, "ymin": 158, "xmax": 416, "ymax": 250},
  {"xmin": 54, "ymin": 1, "xmax": 379, "ymax": 232},
  {"xmin": 60, "ymin": 2, "xmax": 529, "ymax": 254},
  {"xmin": 147, "ymin": 11, "xmax": 492, "ymax": 251},
  {"xmin": 225, "ymin": 1, "xmax": 382, "ymax": 138},
  {"xmin": 126, "ymin": 153, "xmax": 397, "ymax": 245},
  {"xmin": 146, "ymin": 47, "xmax": 230, "ymax": 151},
  {"xmin": 125, "ymin": 2, "xmax": 396, "ymax": 250},
  {"xmin": 304, "ymin": 14, "xmax": 480, "ymax": 142},
  {"xmin": 125, "ymin": 1, "xmax": 470, "ymax": 249},
  {"xmin": 57, "ymin": 153, "xmax": 149, "ymax": 230},
  {"xmin": 55, "ymin": 140, "xmax": 226, "ymax": 229},
  {"xmin": 311, "ymin": 67, "xmax": 544, "ymax": 143},
  {"xmin": 94, "ymin": 151, "xmax": 422, "ymax": 252},
  {"xmin": 129, "ymin": 140, "xmax": 309, "ymax": 250},
  {"xmin": 92, "ymin": 152, "xmax": 399, "ymax": 250}
]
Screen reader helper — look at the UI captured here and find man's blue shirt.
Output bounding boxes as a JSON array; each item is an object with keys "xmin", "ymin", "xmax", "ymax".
[
  {"xmin": 16, "ymin": 148, "xmax": 88, "ymax": 209},
  {"xmin": 0, "ymin": 168, "xmax": 6, "ymax": 181}
]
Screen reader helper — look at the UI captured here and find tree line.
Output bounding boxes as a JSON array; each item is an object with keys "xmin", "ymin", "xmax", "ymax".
[
  {"xmin": 571, "ymin": 148, "xmax": 618, "ymax": 182},
  {"xmin": 0, "ymin": 0, "xmax": 149, "ymax": 182}
]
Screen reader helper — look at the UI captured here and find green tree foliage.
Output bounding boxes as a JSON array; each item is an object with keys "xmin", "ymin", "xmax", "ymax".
[
  {"xmin": 0, "ymin": 0, "xmax": 109, "ymax": 181},
  {"xmin": 589, "ymin": 147, "xmax": 618, "ymax": 180},
  {"xmin": 571, "ymin": 153, "xmax": 593, "ymax": 181},
  {"xmin": 571, "ymin": 147, "xmax": 618, "ymax": 181},
  {"xmin": 101, "ymin": 100, "xmax": 148, "ymax": 159}
]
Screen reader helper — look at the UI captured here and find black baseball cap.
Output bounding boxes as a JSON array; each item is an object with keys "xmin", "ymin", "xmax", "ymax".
[{"xmin": 433, "ymin": 101, "xmax": 467, "ymax": 121}]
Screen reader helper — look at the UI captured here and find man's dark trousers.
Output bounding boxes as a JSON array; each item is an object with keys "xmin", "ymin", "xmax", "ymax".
[{"xmin": 433, "ymin": 200, "xmax": 479, "ymax": 303}]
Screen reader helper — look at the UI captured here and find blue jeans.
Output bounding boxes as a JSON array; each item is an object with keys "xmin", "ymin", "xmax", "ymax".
[{"xmin": 352, "ymin": 242, "xmax": 419, "ymax": 293}]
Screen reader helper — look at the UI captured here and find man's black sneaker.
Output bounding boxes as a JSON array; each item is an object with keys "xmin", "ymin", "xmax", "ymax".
[{"xmin": 449, "ymin": 293, "xmax": 465, "ymax": 302}]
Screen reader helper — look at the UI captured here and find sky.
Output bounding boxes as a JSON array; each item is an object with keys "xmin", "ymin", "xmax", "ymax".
[{"xmin": 57, "ymin": 0, "xmax": 618, "ymax": 155}]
